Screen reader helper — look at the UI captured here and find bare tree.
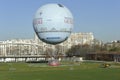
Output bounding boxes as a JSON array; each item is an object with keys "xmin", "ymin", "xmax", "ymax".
[{"xmin": 44, "ymin": 45, "xmax": 63, "ymax": 60}]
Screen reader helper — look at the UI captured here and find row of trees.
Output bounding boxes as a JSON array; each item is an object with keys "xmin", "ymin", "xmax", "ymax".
[
  {"xmin": 1, "ymin": 42, "xmax": 120, "ymax": 60},
  {"xmin": 66, "ymin": 43, "xmax": 120, "ymax": 57},
  {"xmin": 43, "ymin": 42, "xmax": 120, "ymax": 60}
]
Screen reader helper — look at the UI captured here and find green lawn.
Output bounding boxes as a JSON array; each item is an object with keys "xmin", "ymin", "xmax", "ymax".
[{"xmin": 0, "ymin": 62, "xmax": 120, "ymax": 80}]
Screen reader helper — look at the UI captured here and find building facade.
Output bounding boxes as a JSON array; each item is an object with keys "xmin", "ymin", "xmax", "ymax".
[{"xmin": 0, "ymin": 32, "xmax": 94, "ymax": 57}]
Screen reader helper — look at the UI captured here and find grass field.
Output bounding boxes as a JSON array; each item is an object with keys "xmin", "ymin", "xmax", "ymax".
[{"xmin": 0, "ymin": 61, "xmax": 120, "ymax": 80}]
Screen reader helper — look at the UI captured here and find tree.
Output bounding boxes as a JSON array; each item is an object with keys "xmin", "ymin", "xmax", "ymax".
[
  {"xmin": 109, "ymin": 47, "xmax": 120, "ymax": 52},
  {"xmin": 44, "ymin": 45, "xmax": 63, "ymax": 60},
  {"xmin": 66, "ymin": 44, "xmax": 92, "ymax": 57},
  {"xmin": 44, "ymin": 47, "xmax": 53, "ymax": 59}
]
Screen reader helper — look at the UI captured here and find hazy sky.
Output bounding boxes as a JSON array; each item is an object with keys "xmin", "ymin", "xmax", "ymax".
[{"xmin": 0, "ymin": 0, "xmax": 120, "ymax": 42}]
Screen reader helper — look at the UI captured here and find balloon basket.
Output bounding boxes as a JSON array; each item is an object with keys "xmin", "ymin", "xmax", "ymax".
[{"xmin": 48, "ymin": 60, "xmax": 60, "ymax": 66}]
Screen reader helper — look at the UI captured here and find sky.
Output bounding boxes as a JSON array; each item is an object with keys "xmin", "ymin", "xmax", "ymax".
[{"xmin": 0, "ymin": 0, "xmax": 120, "ymax": 42}]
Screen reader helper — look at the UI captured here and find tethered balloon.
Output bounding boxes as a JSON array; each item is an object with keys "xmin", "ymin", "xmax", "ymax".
[{"xmin": 33, "ymin": 3, "xmax": 74, "ymax": 44}]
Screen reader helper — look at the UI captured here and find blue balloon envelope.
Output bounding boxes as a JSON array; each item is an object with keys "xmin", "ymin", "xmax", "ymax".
[{"xmin": 33, "ymin": 3, "xmax": 74, "ymax": 44}]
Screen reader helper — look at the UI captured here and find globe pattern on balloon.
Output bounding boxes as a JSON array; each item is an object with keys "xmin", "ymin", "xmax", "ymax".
[{"xmin": 33, "ymin": 3, "xmax": 74, "ymax": 44}]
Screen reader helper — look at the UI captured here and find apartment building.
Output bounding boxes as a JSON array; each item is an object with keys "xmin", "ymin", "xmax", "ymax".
[{"xmin": 0, "ymin": 32, "xmax": 94, "ymax": 56}]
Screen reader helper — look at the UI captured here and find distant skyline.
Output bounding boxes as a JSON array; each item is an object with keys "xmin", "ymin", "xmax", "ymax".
[{"xmin": 0, "ymin": 0, "xmax": 120, "ymax": 42}]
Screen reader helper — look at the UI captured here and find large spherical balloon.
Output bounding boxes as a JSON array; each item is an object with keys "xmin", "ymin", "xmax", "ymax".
[{"xmin": 33, "ymin": 3, "xmax": 74, "ymax": 44}]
